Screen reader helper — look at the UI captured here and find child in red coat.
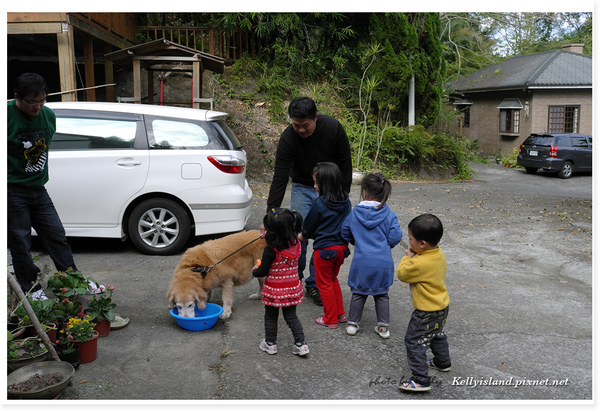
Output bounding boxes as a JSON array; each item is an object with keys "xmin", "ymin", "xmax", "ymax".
[{"xmin": 253, "ymin": 208, "xmax": 308, "ymax": 356}]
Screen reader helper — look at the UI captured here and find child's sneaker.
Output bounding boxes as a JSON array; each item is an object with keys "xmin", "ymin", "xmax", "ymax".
[
  {"xmin": 374, "ymin": 325, "xmax": 390, "ymax": 339},
  {"xmin": 292, "ymin": 342, "xmax": 310, "ymax": 356},
  {"xmin": 399, "ymin": 380, "xmax": 431, "ymax": 392},
  {"xmin": 315, "ymin": 316, "xmax": 338, "ymax": 329},
  {"xmin": 259, "ymin": 339, "xmax": 277, "ymax": 355},
  {"xmin": 346, "ymin": 323, "xmax": 359, "ymax": 336},
  {"xmin": 426, "ymin": 358, "xmax": 451, "ymax": 372},
  {"xmin": 337, "ymin": 314, "xmax": 348, "ymax": 323}
]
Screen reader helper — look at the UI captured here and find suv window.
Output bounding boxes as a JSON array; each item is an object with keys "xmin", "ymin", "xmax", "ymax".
[
  {"xmin": 145, "ymin": 116, "xmax": 231, "ymax": 150},
  {"xmin": 53, "ymin": 116, "xmax": 138, "ymax": 150},
  {"xmin": 571, "ymin": 136, "xmax": 589, "ymax": 147},
  {"xmin": 524, "ymin": 135, "xmax": 555, "ymax": 147}
]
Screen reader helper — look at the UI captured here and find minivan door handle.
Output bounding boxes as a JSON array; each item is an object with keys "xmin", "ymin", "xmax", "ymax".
[{"xmin": 116, "ymin": 158, "xmax": 142, "ymax": 167}]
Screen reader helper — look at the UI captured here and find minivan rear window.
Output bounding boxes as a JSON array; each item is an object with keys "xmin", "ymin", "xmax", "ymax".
[{"xmin": 524, "ymin": 136, "xmax": 555, "ymax": 147}]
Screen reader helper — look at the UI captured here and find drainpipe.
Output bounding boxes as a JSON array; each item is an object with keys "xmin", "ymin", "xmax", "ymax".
[{"xmin": 408, "ymin": 76, "xmax": 415, "ymax": 127}]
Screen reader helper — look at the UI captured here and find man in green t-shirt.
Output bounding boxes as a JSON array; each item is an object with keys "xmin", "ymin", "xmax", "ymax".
[{"xmin": 7, "ymin": 73, "xmax": 78, "ymax": 297}]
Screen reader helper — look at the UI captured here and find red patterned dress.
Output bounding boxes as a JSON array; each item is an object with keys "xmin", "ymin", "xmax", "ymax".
[{"xmin": 261, "ymin": 242, "xmax": 304, "ymax": 307}]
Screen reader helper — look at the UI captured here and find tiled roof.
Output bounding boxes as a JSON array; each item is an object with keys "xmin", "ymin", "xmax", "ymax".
[{"xmin": 452, "ymin": 49, "xmax": 592, "ymax": 93}]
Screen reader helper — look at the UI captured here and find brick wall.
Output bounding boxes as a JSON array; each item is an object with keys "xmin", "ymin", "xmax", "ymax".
[{"xmin": 452, "ymin": 89, "xmax": 592, "ymax": 156}]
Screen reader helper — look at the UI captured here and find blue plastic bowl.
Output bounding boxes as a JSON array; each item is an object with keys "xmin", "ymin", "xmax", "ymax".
[{"xmin": 170, "ymin": 303, "xmax": 224, "ymax": 331}]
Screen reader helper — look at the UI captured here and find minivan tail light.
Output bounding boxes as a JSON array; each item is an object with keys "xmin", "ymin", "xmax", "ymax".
[
  {"xmin": 549, "ymin": 146, "xmax": 558, "ymax": 158},
  {"xmin": 207, "ymin": 155, "xmax": 246, "ymax": 174},
  {"xmin": 519, "ymin": 144, "xmax": 524, "ymax": 155}
]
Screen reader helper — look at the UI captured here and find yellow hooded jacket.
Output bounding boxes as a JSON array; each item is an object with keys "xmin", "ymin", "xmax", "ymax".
[{"xmin": 396, "ymin": 247, "xmax": 449, "ymax": 312}]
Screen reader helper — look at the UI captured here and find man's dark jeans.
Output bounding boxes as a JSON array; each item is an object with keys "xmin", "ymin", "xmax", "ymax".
[
  {"xmin": 8, "ymin": 184, "xmax": 77, "ymax": 292},
  {"xmin": 404, "ymin": 305, "xmax": 451, "ymax": 386}
]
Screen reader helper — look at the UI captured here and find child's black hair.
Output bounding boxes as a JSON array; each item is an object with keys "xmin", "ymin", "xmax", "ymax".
[
  {"xmin": 408, "ymin": 214, "xmax": 444, "ymax": 246},
  {"xmin": 313, "ymin": 162, "xmax": 347, "ymax": 203},
  {"xmin": 360, "ymin": 173, "xmax": 392, "ymax": 210},
  {"xmin": 263, "ymin": 207, "xmax": 303, "ymax": 251}
]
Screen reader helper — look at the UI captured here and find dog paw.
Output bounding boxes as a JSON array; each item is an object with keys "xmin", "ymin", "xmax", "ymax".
[
  {"xmin": 248, "ymin": 293, "xmax": 262, "ymax": 300},
  {"xmin": 219, "ymin": 310, "xmax": 232, "ymax": 319}
]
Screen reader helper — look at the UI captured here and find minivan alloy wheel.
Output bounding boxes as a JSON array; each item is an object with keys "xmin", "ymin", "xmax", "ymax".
[{"xmin": 128, "ymin": 198, "xmax": 191, "ymax": 255}]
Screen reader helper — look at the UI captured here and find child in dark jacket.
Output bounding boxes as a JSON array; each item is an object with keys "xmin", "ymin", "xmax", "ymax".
[
  {"xmin": 299, "ymin": 162, "xmax": 352, "ymax": 329},
  {"xmin": 341, "ymin": 173, "xmax": 402, "ymax": 338}
]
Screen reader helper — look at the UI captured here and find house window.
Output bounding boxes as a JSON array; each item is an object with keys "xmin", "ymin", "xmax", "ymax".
[
  {"xmin": 497, "ymin": 98, "xmax": 522, "ymax": 134},
  {"xmin": 548, "ymin": 105, "xmax": 580, "ymax": 133},
  {"xmin": 499, "ymin": 109, "xmax": 520, "ymax": 133},
  {"xmin": 457, "ymin": 105, "xmax": 470, "ymax": 128}
]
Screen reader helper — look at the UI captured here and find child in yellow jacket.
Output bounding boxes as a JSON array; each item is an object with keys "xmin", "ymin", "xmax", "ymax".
[{"xmin": 396, "ymin": 214, "xmax": 450, "ymax": 392}]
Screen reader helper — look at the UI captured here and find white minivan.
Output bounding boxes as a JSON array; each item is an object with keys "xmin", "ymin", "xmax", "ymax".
[{"xmin": 44, "ymin": 102, "xmax": 253, "ymax": 255}]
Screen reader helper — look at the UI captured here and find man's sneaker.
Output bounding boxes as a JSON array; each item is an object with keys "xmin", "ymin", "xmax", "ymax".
[
  {"xmin": 374, "ymin": 325, "xmax": 390, "ymax": 339},
  {"xmin": 426, "ymin": 358, "xmax": 451, "ymax": 372},
  {"xmin": 346, "ymin": 323, "xmax": 359, "ymax": 336},
  {"xmin": 305, "ymin": 288, "xmax": 323, "ymax": 306},
  {"xmin": 259, "ymin": 339, "xmax": 277, "ymax": 355},
  {"xmin": 292, "ymin": 342, "xmax": 310, "ymax": 356},
  {"xmin": 399, "ymin": 380, "xmax": 431, "ymax": 392},
  {"xmin": 31, "ymin": 289, "xmax": 48, "ymax": 301}
]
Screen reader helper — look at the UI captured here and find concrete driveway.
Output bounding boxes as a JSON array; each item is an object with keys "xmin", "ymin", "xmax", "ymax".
[{"xmin": 12, "ymin": 163, "xmax": 592, "ymax": 404}]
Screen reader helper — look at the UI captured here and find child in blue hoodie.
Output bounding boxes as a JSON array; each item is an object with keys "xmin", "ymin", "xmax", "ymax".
[{"xmin": 341, "ymin": 173, "xmax": 403, "ymax": 338}]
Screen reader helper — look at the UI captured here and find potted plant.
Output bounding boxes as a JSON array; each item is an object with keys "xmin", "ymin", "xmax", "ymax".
[
  {"xmin": 54, "ymin": 331, "xmax": 80, "ymax": 369},
  {"xmin": 7, "ymin": 335, "xmax": 50, "ymax": 373},
  {"xmin": 65, "ymin": 315, "xmax": 99, "ymax": 363},
  {"xmin": 52, "ymin": 296, "xmax": 84, "ymax": 325},
  {"xmin": 10, "ymin": 296, "xmax": 59, "ymax": 340},
  {"xmin": 46, "ymin": 269, "xmax": 91, "ymax": 300},
  {"xmin": 86, "ymin": 284, "xmax": 116, "ymax": 337}
]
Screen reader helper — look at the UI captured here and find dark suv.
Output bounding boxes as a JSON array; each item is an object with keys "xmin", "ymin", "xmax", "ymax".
[{"xmin": 517, "ymin": 133, "xmax": 592, "ymax": 179}]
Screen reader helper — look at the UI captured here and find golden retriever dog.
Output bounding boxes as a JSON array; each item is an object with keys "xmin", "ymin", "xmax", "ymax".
[{"xmin": 167, "ymin": 230, "xmax": 267, "ymax": 319}]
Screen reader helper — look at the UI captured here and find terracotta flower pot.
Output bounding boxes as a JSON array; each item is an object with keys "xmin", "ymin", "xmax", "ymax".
[
  {"xmin": 70, "ymin": 330, "xmax": 99, "ymax": 363},
  {"xmin": 94, "ymin": 318, "xmax": 111, "ymax": 337}
]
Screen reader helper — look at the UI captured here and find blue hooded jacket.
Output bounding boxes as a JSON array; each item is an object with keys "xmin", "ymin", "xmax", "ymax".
[{"xmin": 341, "ymin": 202, "xmax": 402, "ymax": 295}]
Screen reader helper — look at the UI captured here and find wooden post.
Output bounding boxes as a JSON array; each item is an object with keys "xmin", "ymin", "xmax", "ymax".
[
  {"xmin": 147, "ymin": 70, "xmax": 154, "ymax": 105},
  {"xmin": 192, "ymin": 60, "xmax": 202, "ymax": 109},
  {"xmin": 56, "ymin": 24, "xmax": 77, "ymax": 102},
  {"xmin": 104, "ymin": 45, "xmax": 115, "ymax": 102},
  {"xmin": 133, "ymin": 59, "xmax": 141, "ymax": 104},
  {"xmin": 83, "ymin": 34, "xmax": 96, "ymax": 101}
]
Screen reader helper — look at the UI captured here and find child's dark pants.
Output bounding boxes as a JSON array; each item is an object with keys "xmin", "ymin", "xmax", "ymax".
[
  {"xmin": 404, "ymin": 305, "xmax": 451, "ymax": 386},
  {"xmin": 264, "ymin": 304, "xmax": 305, "ymax": 344}
]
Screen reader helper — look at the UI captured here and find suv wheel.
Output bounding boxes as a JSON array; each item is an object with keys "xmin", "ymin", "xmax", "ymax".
[
  {"xmin": 557, "ymin": 161, "xmax": 574, "ymax": 179},
  {"xmin": 128, "ymin": 198, "xmax": 192, "ymax": 255}
]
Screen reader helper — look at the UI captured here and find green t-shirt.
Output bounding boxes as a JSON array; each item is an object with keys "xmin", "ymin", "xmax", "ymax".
[{"xmin": 7, "ymin": 100, "xmax": 56, "ymax": 187}]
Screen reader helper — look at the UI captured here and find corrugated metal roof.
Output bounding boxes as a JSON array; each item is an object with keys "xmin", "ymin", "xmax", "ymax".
[{"xmin": 452, "ymin": 49, "xmax": 591, "ymax": 93}]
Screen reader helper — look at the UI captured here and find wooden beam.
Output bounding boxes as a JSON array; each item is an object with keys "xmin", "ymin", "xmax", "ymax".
[
  {"xmin": 56, "ymin": 27, "xmax": 77, "ymax": 101},
  {"xmin": 7, "ymin": 12, "xmax": 67, "ymax": 23},
  {"xmin": 83, "ymin": 34, "xmax": 96, "ymax": 101},
  {"xmin": 133, "ymin": 56, "xmax": 202, "ymax": 62},
  {"xmin": 7, "ymin": 22, "xmax": 63, "ymax": 34}
]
